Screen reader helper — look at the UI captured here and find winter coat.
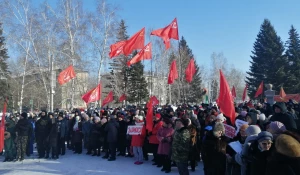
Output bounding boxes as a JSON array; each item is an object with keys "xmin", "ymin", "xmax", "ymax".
[
  {"xmin": 118, "ymin": 120, "xmax": 128, "ymax": 143},
  {"xmin": 4, "ymin": 132, "xmax": 15, "ymax": 159},
  {"xmin": 105, "ymin": 118, "xmax": 119, "ymax": 143},
  {"xmin": 266, "ymin": 152, "xmax": 300, "ymax": 175},
  {"xmin": 131, "ymin": 123, "xmax": 146, "ymax": 147},
  {"xmin": 235, "ymin": 135, "xmax": 258, "ymax": 175},
  {"xmin": 157, "ymin": 126, "xmax": 174, "ymax": 155},
  {"xmin": 270, "ymin": 102, "xmax": 297, "ymax": 131},
  {"xmin": 201, "ymin": 131, "xmax": 227, "ymax": 175},
  {"xmin": 100, "ymin": 122, "xmax": 108, "ymax": 149},
  {"xmin": 16, "ymin": 118, "xmax": 31, "ymax": 136},
  {"xmin": 82, "ymin": 121, "xmax": 92, "ymax": 136},
  {"xmin": 171, "ymin": 127, "xmax": 191, "ymax": 163},
  {"xmin": 90, "ymin": 122, "xmax": 102, "ymax": 147},
  {"xmin": 188, "ymin": 124, "xmax": 199, "ymax": 161},
  {"xmin": 35, "ymin": 116, "xmax": 51, "ymax": 139},
  {"xmin": 48, "ymin": 121, "xmax": 58, "ymax": 147},
  {"xmin": 72, "ymin": 122, "xmax": 83, "ymax": 143},
  {"xmin": 149, "ymin": 120, "xmax": 163, "ymax": 144},
  {"xmin": 57, "ymin": 119, "xmax": 67, "ymax": 138},
  {"xmin": 5, "ymin": 119, "xmax": 16, "ymax": 140}
]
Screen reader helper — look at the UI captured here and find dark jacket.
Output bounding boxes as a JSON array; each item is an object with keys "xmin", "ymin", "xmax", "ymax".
[
  {"xmin": 270, "ymin": 102, "xmax": 297, "ymax": 131},
  {"xmin": 16, "ymin": 118, "xmax": 31, "ymax": 136},
  {"xmin": 72, "ymin": 121, "xmax": 83, "ymax": 143},
  {"xmin": 266, "ymin": 152, "xmax": 300, "ymax": 175},
  {"xmin": 48, "ymin": 120, "xmax": 58, "ymax": 147},
  {"xmin": 82, "ymin": 121, "xmax": 92, "ymax": 136},
  {"xmin": 35, "ymin": 116, "xmax": 51, "ymax": 139},
  {"xmin": 247, "ymin": 140, "xmax": 272, "ymax": 175},
  {"xmin": 105, "ymin": 118, "xmax": 119, "ymax": 143},
  {"xmin": 57, "ymin": 119, "xmax": 67, "ymax": 138},
  {"xmin": 90, "ymin": 122, "xmax": 102, "ymax": 147},
  {"xmin": 201, "ymin": 131, "xmax": 227, "ymax": 175}
]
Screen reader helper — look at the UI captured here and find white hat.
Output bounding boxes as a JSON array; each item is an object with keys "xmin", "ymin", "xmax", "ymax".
[
  {"xmin": 94, "ymin": 117, "xmax": 100, "ymax": 122},
  {"xmin": 135, "ymin": 115, "xmax": 144, "ymax": 121},
  {"xmin": 258, "ymin": 113, "xmax": 266, "ymax": 121},
  {"xmin": 216, "ymin": 113, "xmax": 226, "ymax": 123}
]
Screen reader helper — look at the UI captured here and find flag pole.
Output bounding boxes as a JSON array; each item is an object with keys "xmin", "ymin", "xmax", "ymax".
[
  {"xmin": 151, "ymin": 58, "xmax": 153, "ymax": 97},
  {"xmin": 169, "ymin": 84, "xmax": 172, "ymax": 104}
]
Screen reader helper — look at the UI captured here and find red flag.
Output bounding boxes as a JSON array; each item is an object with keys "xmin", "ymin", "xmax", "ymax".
[
  {"xmin": 231, "ymin": 86, "xmax": 236, "ymax": 99},
  {"xmin": 119, "ymin": 94, "xmax": 126, "ymax": 102},
  {"xmin": 82, "ymin": 84, "xmax": 101, "ymax": 104},
  {"xmin": 254, "ymin": 81, "xmax": 264, "ymax": 98},
  {"xmin": 102, "ymin": 91, "xmax": 114, "ymax": 107},
  {"xmin": 151, "ymin": 18, "xmax": 179, "ymax": 49},
  {"xmin": 216, "ymin": 70, "xmax": 235, "ymax": 125},
  {"xmin": 168, "ymin": 60, "xmax": 178, "ymax": 84},
  {"xmin": 0, "ymin": 100, "xmax": 7, "ymax": 152},
  {"xmin": 279, "ymin": 87, "xmax": 286, "ymax": 99},
  {"xmin": 150, "ymin": 96, "xmax": 159, "ymax": 106},
  {"xmin": 146, "ymin": 98, "xmax": 153, "ymax": 132},
  {"xmin": 123, "ymin": 28, "xmax": 145, "ymax": 56},
  {"xmin": 109, "ymin": 41, "xmax": 126, "ymax": 58},
  {"xmin": 127, "ymin": 42, "xmax": 152, "ymax": 66},
  {"xmin": 185, "ymin": 58, "xmax": 196, "ymax": 83},
  {"xmin": 242, "ymin": 84, "xmax": 248, "ymax": 101},
  {"xmin": 57, "ymin": 65, "xmax": 76, "ymax": 85}
]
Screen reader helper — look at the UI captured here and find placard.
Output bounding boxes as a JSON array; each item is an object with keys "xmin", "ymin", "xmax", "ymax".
[
  {"xmin": 224, "ymin": 124, "xmax": 236, "ymax": 139},
  {"xmin": 127, "ymin": 125, "xmax": 143, "ymax": 135}
]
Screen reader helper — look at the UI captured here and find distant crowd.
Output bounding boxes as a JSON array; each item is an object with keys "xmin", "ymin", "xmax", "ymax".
[{"xmin": 1, "ymin": 101, "xmax": 300, "ymax": 175}]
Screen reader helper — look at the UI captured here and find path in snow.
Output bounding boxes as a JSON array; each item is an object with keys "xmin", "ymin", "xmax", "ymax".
[{"xmin": 0, "ymin": 150, "xmax": 204, "ymax": 175}]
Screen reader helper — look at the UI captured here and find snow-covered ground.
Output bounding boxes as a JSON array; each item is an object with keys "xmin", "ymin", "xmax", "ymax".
[{"xmin": 0, "ymin": 150, "xmax": 204, "ymax": 175}]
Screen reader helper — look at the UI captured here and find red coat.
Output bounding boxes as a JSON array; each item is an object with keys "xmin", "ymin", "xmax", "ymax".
[
  {"xmin": 131, "ymin": 124, "xmax": 146, "ymax": 147},
  {"xmin": 149, "ymin": 121, "xmax": 163, "ymax": 144}
]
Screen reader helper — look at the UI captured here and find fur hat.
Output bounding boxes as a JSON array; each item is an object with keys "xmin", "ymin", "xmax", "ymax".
[
  {"xmin": 213, "ymin": 122, "xmax": 225, "ymax": 133},
  {"xmin": 162, "ymin": 117, "xmax": 172, "ymax": 125},
  {"xmin": 94, "ymin": 117, "xmax": 100, "ymax": 122},
  {"xmin": 21, "ymin": 112, "xmax": 28, "ymax": 119},
  {"xmin": 101, "ymin": 118, "xmax": 107, "ymax": 124},
  {"xmin": 245, "ymin": 125, "xmax": 261, "ymax": 136},
  {"xmin": 216, "ymin": 113, "xmax": 226, "ymax": 123},
  {"xmin": 241, "ymin": 111, "xmax": 247, "ymax": 117},
  {"xmin": 257, "ymin": 131, "xmax": 273, "ymax": 142},
  {"xmin": 275, "ymin": 134, "xmax": 300, "ymax": 157}
]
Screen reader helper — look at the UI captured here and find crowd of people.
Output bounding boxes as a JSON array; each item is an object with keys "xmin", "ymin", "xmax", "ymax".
[{"xmin": 1, "ymin": 101, "xmax": 300, "ymax": 175}]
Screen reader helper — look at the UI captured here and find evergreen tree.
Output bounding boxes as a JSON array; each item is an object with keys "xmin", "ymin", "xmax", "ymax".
[
  {"xmin": 246, "ymin": 19, "xmax": 286, "ymax": 97},
  {"xmin": 0, "ymin": 23, "xmax": 10, "ymax": 101},
  {"xmin": 127, "ymin": 53, "xmax": 149, "ymax": 104},
  {"xmin": 169, "ymin": 37, "xmax": 203, "ymax": 103},
  {"xmin": 105, "ymin": 20, "xmax": 129, "ymax": 102},
  {"xmin": 186, "ymin": 62, "xmax": 203, "ymax": 103},
  {"xmin": 285, "ymin": 25, "xmax": 300, "ymax": 93}
]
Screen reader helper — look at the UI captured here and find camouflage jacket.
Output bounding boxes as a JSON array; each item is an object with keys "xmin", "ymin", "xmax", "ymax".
[{"xmin": 171, "ymin": 127, "xmax": 191, "ymax": 162}]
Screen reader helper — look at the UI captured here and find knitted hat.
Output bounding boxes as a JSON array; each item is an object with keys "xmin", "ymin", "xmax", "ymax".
[
  {"xmin": 269, "ymin": 121, "xmax": 286, "ymax": 134},
  {"xmin": 245, "ymin": 125, "xmax": 261, "ymax": 136},
  {"xmin": 275, "ymin": 134, "xmax": 300, "ymax": 157},
  {"xmin": 258, "ymin": 113, "xmax": 266, "ymax": 121},
  {"xmin": 241, "ymin": 111, "xmax": 247, "ymax": 117},
  {"xmin": 257, "ymin": 131, "xmax": 273, "ymax": 142},
  {"xmin": 213, "ymin": 122, "xmax": 225, "ymax": 132},
  {"xmin": 94, "ymin": 117, "xmax": 100, "ymax": 122},
  {"xmin": 155, "ymin": 113, "xmax": 161, "ymax": 119}
]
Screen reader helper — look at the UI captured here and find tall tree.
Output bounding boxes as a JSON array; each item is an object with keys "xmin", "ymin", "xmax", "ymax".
[
  {"xmin": 105, "ymin": 20, "xmax": 129, "ymax": 103},
  {"xmin": 127, "ymin": 55, "xmax": 149, "ymax": 104},
  {"xmin": 0, "ymin": 23, "xmax": 10, "ymax": 101},
  {"xmin": 186, "ymin": 62, "xmax": 203, "ymax": 103},
  {"xmin": 246, "ymin": 19, "xmax": 286, "ymax": 97},
  {"xmin": 285, "ymin": 25, "xmax": 300, "ymax": 93}
]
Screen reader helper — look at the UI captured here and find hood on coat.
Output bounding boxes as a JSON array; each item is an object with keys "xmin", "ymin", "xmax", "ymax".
[
  {"xmin": 273, "ymin": 102, "xmax": 287, "ymax": 113},
  {"xmin": 246, "ymin": 112, "xmax": 257, "ymax": 125}
]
